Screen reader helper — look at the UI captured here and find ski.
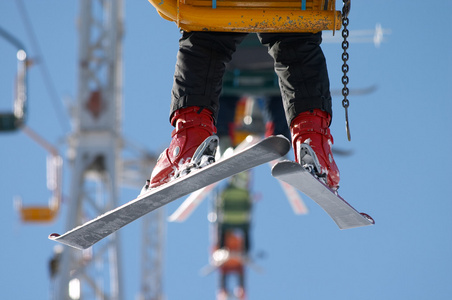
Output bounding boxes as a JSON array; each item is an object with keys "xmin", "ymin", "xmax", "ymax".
[
  {"xmin": 271, "ymin": 160, "xmax": 374, "ymax": 229},
  {"xmin": 49, "ymin": 135, "xmax": 290, "ymax": 249},
  {"xmin": 167, "ymin": 135, "xmax": 261, "ymax": 223}
]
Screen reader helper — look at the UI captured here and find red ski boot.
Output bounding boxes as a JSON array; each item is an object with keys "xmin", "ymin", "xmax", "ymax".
[
  {"xmin": 290, "ymin": 109, "xmax": 340, "ymax": 190},
  {"xmin": 149, "ymin": 106, "xmax": 218, "ymax": 188}
]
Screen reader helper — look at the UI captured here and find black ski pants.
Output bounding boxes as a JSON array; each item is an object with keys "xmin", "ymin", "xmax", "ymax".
[{"xmin": 170, "ymin": 31, "xmax": 332, "ymax": 127}]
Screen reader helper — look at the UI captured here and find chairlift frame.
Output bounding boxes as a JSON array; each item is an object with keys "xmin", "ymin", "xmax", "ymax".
[{"xmin": 0, "ymin": 27, "xmax": 28, "ymax": 131}]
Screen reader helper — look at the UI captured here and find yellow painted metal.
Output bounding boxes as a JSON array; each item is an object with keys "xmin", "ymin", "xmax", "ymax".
[
  {"xmin": 20, "ymin": 206, "xmax": 58, "ymax": 223},
  {"xmin": 148, "ymin": 0, "xmax": 342, "ymax": 33}
]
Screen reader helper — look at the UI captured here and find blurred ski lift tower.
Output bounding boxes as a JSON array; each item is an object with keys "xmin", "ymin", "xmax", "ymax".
[
  {"xmin": 53, "ymin": 1, "xmax": 162, "ymax": 299},
  {"xmin": 54, "ymin": 0, "xmax": 124, "ymax": 298}
]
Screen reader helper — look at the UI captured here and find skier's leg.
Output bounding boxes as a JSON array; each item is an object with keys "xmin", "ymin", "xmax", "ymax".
[
  {"xmin": 150, "ymin": 31, "xmax": 247, "ymax": 188},
  {"xmin": 170, "ymin": 31, "xmax": 247, "ymax": 121},
  {"xmin": 263, "ymin": 95, "xmax": 290, "ymax": 140},
  {"xmin": 258, "ymin": 32, "xmax": 332, "ymax": 120},
  {"xmin": 236, "ymin": 270, "xmax": 246, "ymax": 300},
  {"xmin": 217, "ymin": 95, "xmax": 240, "ymax": 154},
  {"xmin": 259, "ymin": 32, "xmax": 339, "ymax": 189},
  {"xmin": 218, "ymin": 272, "xmax": 228, "ymax": 300}
]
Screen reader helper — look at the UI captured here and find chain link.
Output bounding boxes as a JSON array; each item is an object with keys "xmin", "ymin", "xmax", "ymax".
[{"xmin": 341, "ymin": 0, "xmax": 351, "ymax": 141}]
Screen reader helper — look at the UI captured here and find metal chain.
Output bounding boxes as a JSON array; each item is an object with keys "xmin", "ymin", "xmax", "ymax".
[{"xmin": 341, "ymin": 0, "xmax": 351, "ymax": 141}]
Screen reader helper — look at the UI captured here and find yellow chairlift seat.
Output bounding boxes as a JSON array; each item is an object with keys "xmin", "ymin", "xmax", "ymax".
[
  {"xmin": 17, "ymin": 154, "xmax": 62, "ymax": 223},
  {"xmin": 16, "ymin": 127, "xmax": 63, "ymax": 223},
  {"xmin": 148, "ymin": 0, "xmax": 342, "ymax": 33},
  {"xmin": 147, "ymin": 0, "xmax": 354, "ymax": 139},
  {"xmin": 19, "ymin": 202, "xmax": 59, "ymax": 223}
]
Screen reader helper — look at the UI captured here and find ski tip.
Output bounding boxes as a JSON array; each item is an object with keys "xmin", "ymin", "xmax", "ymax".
[
  {"xmin": 271, "ymin": 160, "xmax": 300, "ymax": 176},
  {"xmin": 360, "ymin": 213, "xmax": 375, "ymax": 225},
  {"xmin": 48, "ymin": 233, "xmax": 61, "ymax": 240},
  {"xmin": 273, "ymin": 134, "xmax": 291, "ymax": 150},
  {"xmin": 274, "ymin": 134, "xmax": 290, "ymax": 141}
]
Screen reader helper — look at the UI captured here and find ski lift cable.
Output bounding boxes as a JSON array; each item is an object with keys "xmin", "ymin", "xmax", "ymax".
[{"xmin": 0, "ymin": 26, "xmax": 26, "ymax": 51}]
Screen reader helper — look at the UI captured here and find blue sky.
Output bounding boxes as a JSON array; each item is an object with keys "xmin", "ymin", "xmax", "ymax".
[{"xmin": 1, "ymin": 1, "xmax": 451, "ymax": 299}]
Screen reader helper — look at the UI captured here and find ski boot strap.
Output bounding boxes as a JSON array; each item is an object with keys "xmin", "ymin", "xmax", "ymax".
[{"xmin": 171, "ymin": 106, "xmax": 216, "ymax": 136}]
